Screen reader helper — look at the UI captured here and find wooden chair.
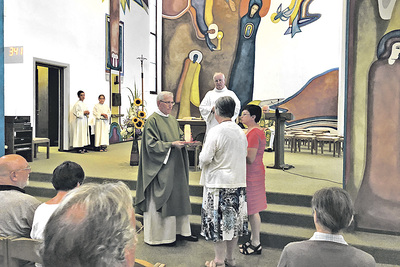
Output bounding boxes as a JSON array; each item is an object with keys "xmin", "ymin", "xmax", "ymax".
[
  {"xmin": 0, "ymin": 237, "xmax": 8, "ymax": 267},
  {"xmin": 315, "ymin": 134, "xmax": 339, "ymax": 156},
  {"xmin": 284, "ymin": 133, "xmax": 295, "ymax": 151},
  {"xmin": 32, "ymin": 137, "xmax": 50, "ymax": 159},
  {"xmin": 7, "ymin": 237, "xmax": 42, "ymax": 267},
  {"xmin": 293, "ymin": 133, "xmax": 316, "ymax": 154}
]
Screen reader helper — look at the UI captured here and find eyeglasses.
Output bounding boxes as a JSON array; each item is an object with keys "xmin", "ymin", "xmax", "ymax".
[
  {"xmin": 160, "ymin": 100, "xmax": 175, "ymax": 105},
  {"xmin": 13, "ymin": 166, "xmax": 31, "ymax": 173}
]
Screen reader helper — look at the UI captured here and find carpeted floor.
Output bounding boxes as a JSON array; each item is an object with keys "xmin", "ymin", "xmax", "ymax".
[{"xmin": 30, "ymin": 140, "xmax": 344, "ymax": 196}]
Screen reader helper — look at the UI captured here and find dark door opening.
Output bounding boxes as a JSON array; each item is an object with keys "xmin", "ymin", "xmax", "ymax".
[{"xmin": 35, "ymin": 64, "xmax": 63, "ymax": 146}]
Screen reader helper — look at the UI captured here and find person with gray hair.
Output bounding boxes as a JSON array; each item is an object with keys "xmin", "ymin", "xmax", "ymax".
[
  {"xmin": 135, "ymin": 91, "xmax": 197, "ymax": 246},
  {"xmin": 199, "ymin": 96, "xmax": 248, "ymax": 267},
  {"xmin": 42, "ymin": 182, "xmax": 137, "ymax": 267},
  {"xmin": 199, "ymin": 72, "xmax": 241, "ymax": 135},
  {"xmin": 277, "ymin": 187, "xmax": 376, "ymax": 267}
]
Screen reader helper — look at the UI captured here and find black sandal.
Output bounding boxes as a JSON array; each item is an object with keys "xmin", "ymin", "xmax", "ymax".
[{"xmin": 239, "ymin": 241, "xmax": 262, "ymax": 255}]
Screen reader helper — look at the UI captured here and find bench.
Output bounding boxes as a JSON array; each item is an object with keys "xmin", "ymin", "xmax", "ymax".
[{"xmin": 32, "ymin": 138, "xmax": 50, "ymax": 159}]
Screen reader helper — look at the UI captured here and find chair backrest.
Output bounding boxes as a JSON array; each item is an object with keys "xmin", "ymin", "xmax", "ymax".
[
  {"xmin": 0, "ymin": 237, "xmax": 8, "ymax": 267},
  {"xmin": 4, "ymin": 237, "xmax": 42, "ymax": 267}
]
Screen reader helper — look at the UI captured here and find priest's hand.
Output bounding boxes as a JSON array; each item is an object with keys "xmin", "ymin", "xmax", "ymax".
[{"xmin": 172, "ymin": 141, "xmax": 186, "ymax": 148}]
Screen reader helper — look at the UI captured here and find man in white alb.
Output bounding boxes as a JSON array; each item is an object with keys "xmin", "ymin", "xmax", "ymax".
[
  {"xmin": 71, "ymin": 90, "xmax": 90, "ymax": 153},
  {"xmin": 93, "ymin": 94, "xmax": 111, "ymax": 152},
  {"xmin": 199, "ymin": 72, "xmax": 241, "ymax": 135}
]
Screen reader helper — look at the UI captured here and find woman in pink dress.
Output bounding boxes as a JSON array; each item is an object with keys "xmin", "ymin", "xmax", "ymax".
[{"xmin": 239, "ymin": 104, "xmax": 267, "ymax": 255}]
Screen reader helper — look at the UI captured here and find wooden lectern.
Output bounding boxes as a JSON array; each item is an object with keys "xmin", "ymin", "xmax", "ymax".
[{"xmin": 265, "ymin": 110, "xmax": 294, "ymax": 170}]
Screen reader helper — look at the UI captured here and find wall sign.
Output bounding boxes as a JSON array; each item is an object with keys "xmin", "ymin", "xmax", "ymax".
[{"xmin": 4, "ymin": 46, "xmax": 23, "ymax": 64}]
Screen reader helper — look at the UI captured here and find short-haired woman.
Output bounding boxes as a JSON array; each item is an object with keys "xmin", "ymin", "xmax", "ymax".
[
  {"xmin": 199, "ymin": 96, "xmax": 249, "ymax": 267},
  {"xmin": 239, "ymin": 104, "xmax": 267, "ymax": 255}
]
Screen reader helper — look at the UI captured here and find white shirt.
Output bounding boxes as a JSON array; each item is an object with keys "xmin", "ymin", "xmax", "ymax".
[
  {"xmin": 309, "ymin": 232, "xmax": 348, "ymax": 245},
  {"xmin": 199, "ymin": 121, "xmax": 247, "ymax": 188},
  {"xmin": 31, "ymin": 203, "xmax": 59, "ymax": 240},
  {"xmin": 199, "ymin": 86, "xmax": 241, "ymax": 134}
]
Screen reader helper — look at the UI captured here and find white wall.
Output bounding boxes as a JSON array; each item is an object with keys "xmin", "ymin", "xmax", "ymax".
[
  {"xmin": 4, "ymin": 0, "xmax": 150, "ymax": 149},
  {"xmin": 254, "ymin": 0, "xmax": 343, "ymax": 100}
]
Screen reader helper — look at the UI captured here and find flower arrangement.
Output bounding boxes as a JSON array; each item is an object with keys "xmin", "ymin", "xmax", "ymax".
[{"xmin": 120, "ymin": 85, "xmax": 146, "ymax": 140}]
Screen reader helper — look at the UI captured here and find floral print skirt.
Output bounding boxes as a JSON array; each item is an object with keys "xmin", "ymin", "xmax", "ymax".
[{"xmin": 200, "ymin": 187, "xmax": 248, "ymax": 242}]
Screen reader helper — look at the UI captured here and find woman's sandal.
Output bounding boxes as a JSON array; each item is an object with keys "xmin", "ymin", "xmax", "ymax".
[
  {"xmin": 239, "ymin": 241, "xmax": 262, "ymax": 255},
  {"xmin": 224, "ymin": 258, "xmax": 236, "ymax": 266},
  {"xmin": 205, "ymin": 259, "xmax": 225, "ymax": 267}
]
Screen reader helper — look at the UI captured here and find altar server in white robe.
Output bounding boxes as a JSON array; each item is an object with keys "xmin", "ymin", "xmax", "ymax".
[
  {"xmin": 71, "ymin": 90, "xmax": 90, "ymax": 153},
  {"xmin": 93, "ymin": 94, "xmax": 111, "ymax": 152}
]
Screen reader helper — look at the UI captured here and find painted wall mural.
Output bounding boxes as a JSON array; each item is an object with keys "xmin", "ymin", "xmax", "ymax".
[
  {"xmin": 271, "ymin": 0, "xmax": 321, "ymax": 37},
  {"xmin": 346, "ymin": 0, "xmax": 400, "ymax": 233},
  {"xmin": 229, "ymin": 0, "xmax": 270, "ymax": 109},
  {"xmin": 162, "ymin": 1, "xmax": 342, "ymax": 134},
  {"xmin": 273, "ymin": 68, "xmax": 338, "ymax": 129}
]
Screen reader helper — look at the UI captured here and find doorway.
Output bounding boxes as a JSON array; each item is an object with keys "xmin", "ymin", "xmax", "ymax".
[{"xmin": 35, "ymin": 63, "xmax": 63, "ymax": 146}]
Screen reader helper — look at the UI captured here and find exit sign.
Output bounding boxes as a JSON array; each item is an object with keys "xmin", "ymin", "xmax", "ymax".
[{"xmin": 4, "ymin": 46, "xmax": 23, "ymax": 64}]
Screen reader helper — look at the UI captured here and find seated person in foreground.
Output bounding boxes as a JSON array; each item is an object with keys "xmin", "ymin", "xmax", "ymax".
[
  {"xmin": 42, "ymin": 182, "xmax": 137, "ymax": 267},
  {"xmin": 31, "ymin": 161, "xmax": 85, "ymax": 240},
  {"xmin": 0, "ymin": 154, "xmax": 40, "ymax": 238},
  {"xmin": 277, "ymin": 187, "xmax": 376, "ymax": 267}
]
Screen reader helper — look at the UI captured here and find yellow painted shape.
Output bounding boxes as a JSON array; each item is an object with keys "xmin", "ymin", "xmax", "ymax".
[
  {"xmin": 271, "ymin": 12, "xmax": 280, "ymax": 23},
  {"xmin": 178, "ymin": 62, "xmax": 199, "ymax": 118},
  {"xmin": 205, "ymin": 0, "xmax": 214, "ymax": 26},
  {"xmin": 216, "ymin": 31, "xmax": 224, "ymax": 50},
  {"xmin": 385, "ymin": 1, "xmax": 400, "ymax": 34},
  {"xmin": 190, "ymin": 63, "xmax": 201, "ymax": 106},
  {"xmin": 248, "ymin": 100, "xmax": 261, "ymax": 106},
  {"xmin": 289, "ymin": 0, "xmax": 302, "ymax": 24}
]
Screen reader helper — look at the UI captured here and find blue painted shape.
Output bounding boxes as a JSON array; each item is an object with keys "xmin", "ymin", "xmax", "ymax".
[{"xmin": 229, "ymin": 0, "xmax": 262, "ymax": 109}]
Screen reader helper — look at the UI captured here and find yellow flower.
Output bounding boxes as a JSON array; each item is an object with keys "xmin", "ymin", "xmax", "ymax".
[
  {"xmin": 138, "ymin": 110, "xmax": 146, "ymax": 119},
  {"xmin": 132, "ymin": 117, "xmax": 139, "ymax": 123},
  {"xmin": 134, "ymin": 98, "xmax": 142, "ymax": 106},
  {"xmin": 135, "ymin": 119, "xmax": 144, "ymax": 129}
]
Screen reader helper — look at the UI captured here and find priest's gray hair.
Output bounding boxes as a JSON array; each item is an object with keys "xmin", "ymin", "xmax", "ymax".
[
  {"xmin": 311, "ymin": 187, "xmax": 354, "ymax": 234},
  {"xmin": 213, "ymin": 72, "xmax": 225, "ymax": 81},
  {"xmin": 215, "ymin": 96, "xmax": 235, "ymax": 119},
  {"xmin": 42, "ymin": 182, "xmax": 136, "ymax": 267},
  {"xmin": 157, "ymin": 91, "xmax": 173, "ymax": 101}
]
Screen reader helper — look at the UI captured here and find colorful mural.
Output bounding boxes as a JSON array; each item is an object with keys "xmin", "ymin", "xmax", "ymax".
[
  {"xmin": 346, "ymin": 0, "xmax": 400, "ymax": 233},
  {"xmin": 229, "ymin": 0, "xmax": 270, "ymax": 109},
  {"xmin": 162, "ymin": 0, "xmax": 335, "ymax": 121},
  {"xmin": 273, "ymin": 69, "xmax": 338, "ymax": 129},
  {"xmin": 271, "ymin": 0, "xmax": 321, "ymax": 37}
]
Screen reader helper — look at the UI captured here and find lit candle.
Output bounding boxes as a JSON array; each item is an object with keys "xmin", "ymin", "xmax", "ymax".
[{"xmin": 184, "ymin": 124, "xmax": 191, "ymax": 142}]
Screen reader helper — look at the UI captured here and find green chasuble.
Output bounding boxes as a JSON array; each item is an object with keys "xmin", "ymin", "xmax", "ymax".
[{"xmin": 135, "ymin": 112, "xmax": 192, "ymax": 217}]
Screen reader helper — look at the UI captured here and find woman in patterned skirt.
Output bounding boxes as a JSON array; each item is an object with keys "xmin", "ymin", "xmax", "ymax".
[
  {"xmin": 239, "ymin": 104, "xmax": 267, "ymax": 255},
  {"xmin": 199, "ymin": 96, "xmax": 249, "ymax": 267}
]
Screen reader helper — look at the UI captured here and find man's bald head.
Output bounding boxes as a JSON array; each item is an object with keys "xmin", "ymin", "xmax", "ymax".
[
  {"xmin": 0, "ymin": 154, "xmax": 31, "ymax": 188},
  {"xmin": 262, "ymin": 105, "xmax": 269, "ymax": 114}
]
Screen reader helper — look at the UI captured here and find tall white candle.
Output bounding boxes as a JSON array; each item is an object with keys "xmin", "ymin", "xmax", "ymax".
[{"xmin": 184, "ymin": 124, "xmax": 191, "ymax": 142}]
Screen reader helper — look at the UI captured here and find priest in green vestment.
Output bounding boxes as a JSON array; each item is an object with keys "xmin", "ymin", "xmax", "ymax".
[{"xmin": 135, "ymin": 91, "xmax": 197, "ymax": 245}]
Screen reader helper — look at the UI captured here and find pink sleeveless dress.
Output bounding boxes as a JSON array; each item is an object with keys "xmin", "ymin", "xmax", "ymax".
[{"xmin": 246, "ymin": 128, "xmax": 267, "ymax": 215}]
